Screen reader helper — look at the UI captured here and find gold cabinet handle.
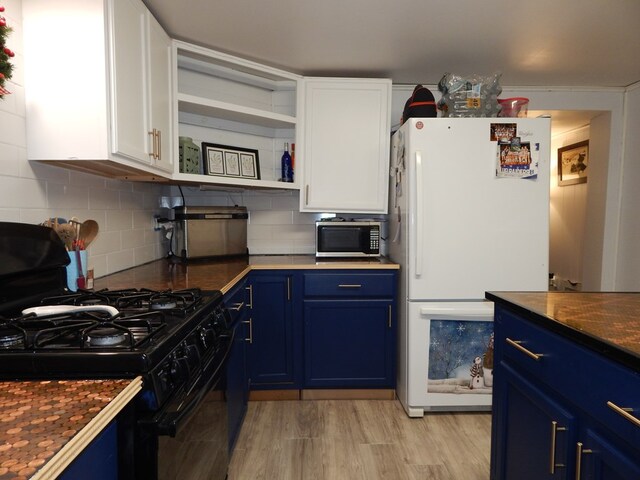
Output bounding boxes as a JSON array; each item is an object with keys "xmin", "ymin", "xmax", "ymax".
[
  {"xmin": 148, "ymin": 130, "xmax": 156, "ymax": 159},
  {"xmin": 245, "ymin": 285, "xmax": 253, "ymax": 308},
  {"xmin": 575, "ymin": 442, "xmax": 592, "ymax": 480},
  {"xmin": 550, "ymin": 421, "xmax": 567, "ymax": 474},
  {"xmin": 388, "ymin": 304, "xmax": 392, "ymax": 328},
  {"xmin": 305, "ymin": 185, "xmax": 309, "ymax": 205},
  {"xmin": 506, "ymin": 337, "xmax": 543, "ymax": 361},
  {"xmin": 338, "ymin": 284, "xmax": 362, "ymax": 288},
  {"xmin": 607, "ymin": 401, "xmax": 640, "ymax": 427},
  {"xmin": 243, "ymin": 318, "xmax": 253, "ymax": 344},
  {"xmin": 156, "ymin": 129, "xmax": 161, "ymax": 160},
  {"xmin": 287, "ymin": 277, "xmax": 291, "ymax": 301}
]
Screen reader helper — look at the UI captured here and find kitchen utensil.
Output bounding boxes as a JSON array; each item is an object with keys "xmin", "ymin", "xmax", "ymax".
[
  {"xmin": 22, "ymin": 305, "xmax": 119, "ymax": 317},
  {"xmin": 75, "ymin": 246, "xmax": 86, "ymax": 289},
  {"xmin": 56, "ymin": 223, "xmax": 77, "ymax": 250},
  {"xmin": 79, "ymin": 220, "xmax": 99, "ymax": 247}
]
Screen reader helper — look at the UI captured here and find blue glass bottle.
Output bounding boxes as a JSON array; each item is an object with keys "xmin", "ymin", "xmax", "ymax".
[{"xmin": 281, "ymin": 142, "xmax": 293, "ymax": 182}]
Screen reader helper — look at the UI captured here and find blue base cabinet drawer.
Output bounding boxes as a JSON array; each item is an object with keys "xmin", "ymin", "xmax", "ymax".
[{"xmin": 304, "ymin": 272, "xmax": 396, "ymax": 297}]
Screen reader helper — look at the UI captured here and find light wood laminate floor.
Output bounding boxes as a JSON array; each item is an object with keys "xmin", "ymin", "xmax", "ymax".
[{"xmin": 229, "ymin": 400, "xmax": 491, "ymax": 480}]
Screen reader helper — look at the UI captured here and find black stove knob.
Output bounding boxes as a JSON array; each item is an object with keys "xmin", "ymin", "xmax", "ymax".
[
  {"xmin": 185, "ymin": 343, "xmax": 200, "ymax": 365},
  {"xmin": 199, "ymin": 326, "xmax": 214, "ymax": 349},
  {"xmin": 170, "ymin": 355, "xmax": 189, "ymax": 384}
]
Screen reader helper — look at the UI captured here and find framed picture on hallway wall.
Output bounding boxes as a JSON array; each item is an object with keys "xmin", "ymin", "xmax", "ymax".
[{"xmin": 558, "ymin": 140, "xmax": 588, "ymax": 186}]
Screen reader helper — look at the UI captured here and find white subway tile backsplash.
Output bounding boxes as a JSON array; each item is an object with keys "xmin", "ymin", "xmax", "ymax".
[
  {"xmin": 121, "ymin": 229, "xmax": 146, "ymax": 249},
  {"xmin": 105, "ymin": 210, "xmax": 134, "ymax": 232},
  {"xmin": 0, "ymin": 175, "xmax": 47, "ymax": 208},
  {"xmin": 88, "ymin": 254, "xmax": 107, "ymax": 279},
  {"xmin": 0, "ymin": 111, "xmax": 26, "ymax": 145},
  {"xmin": 120, "ymin": 190, "xmax": 145, "ymax": 210},
  {"xmin": 270, "ymin": 194, "xmax": 298, "ymax": 210},
  {"xmin": 20, "ymin": 160, "xmax": 70, "ymax": 183},
  {"xmin": 247, "ymin": 224, "xmax": 272, "ymax": 240},
  {"xmin": 47, "ymin": 183, "xmax": 90, "ymax": 209},
  {"xmin": 89, "ymin": 188, "xmax": 120, "ymax": 210},
  {"xmin": 107, "ymin": 249, "xmax": 135, "ymax": 275},
  {"xmin": 89, "ymin": 230, "xmax": 122, "ymax": 256},
  {"xmin": 134, "ymin": 244, "xmax": 160, "ymax": 266},
  {"xmin": 0, "ymin": 143, "xmax": 21, "ymax": 176},
  {"xmin": 70, "ymin": 170, "xmax": 108, "ymax": 189},
  {"xmin": 249, "ymin": 210, "xmax": 293, "ymax": 225}
]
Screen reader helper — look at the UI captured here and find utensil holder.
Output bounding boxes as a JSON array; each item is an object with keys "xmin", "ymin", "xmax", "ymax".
[{"xmin": 66, "ymin": 250, "xmax": 88, "ymax": 291}]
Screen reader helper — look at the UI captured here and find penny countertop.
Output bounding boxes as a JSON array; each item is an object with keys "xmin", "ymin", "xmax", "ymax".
[
  {"xmin": 94, "ymin": 255, "xmax": 399, "ymax": 294},
  {"xmin": 486, "ymin": 291, "xmax": 640, "ymax": 372},
  {"xmin": 0, "ymin": 377, "xmax": 141, "ymax": 480}
]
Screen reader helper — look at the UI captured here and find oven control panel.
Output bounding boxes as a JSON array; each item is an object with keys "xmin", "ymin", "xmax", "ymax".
[{"xmin": 150, "ymin": 303, "xmax": 231, "ymax": 409}]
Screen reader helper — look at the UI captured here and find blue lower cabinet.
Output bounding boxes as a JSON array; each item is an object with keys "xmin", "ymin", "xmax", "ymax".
[
  {"xmin": 304, "ymin": 299, "xmax": 395, "ymax": 387},
  {"xmin": 246, "ymin": 271, "xmax": 302, "ymax": 389},
  {"xmin": 226, "ymin": 315, "xmax": 248, "ymax": 453},
  {"xmin": 59, "ymin": 421, "xmax": 118, "ymax": 480},
  {"xmin": 224, "ymin": 278, "xmax": 249, "ymax": 453},
  {"xmin": 491, "ymin": 303, "xmax": 640, "ymax": 480}
]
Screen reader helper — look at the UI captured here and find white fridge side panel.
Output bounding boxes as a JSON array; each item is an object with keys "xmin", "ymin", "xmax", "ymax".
[{"xmin": 406, "ymin": 118, "xmax": 551, "ymax": 300}]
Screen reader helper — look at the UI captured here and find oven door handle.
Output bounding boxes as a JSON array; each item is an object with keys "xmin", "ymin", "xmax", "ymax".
[{"xmin": 146, "ymin": 331, "xmax": 234, "ymax": 437}]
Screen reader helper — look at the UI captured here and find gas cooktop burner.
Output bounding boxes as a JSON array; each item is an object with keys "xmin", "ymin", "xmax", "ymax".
[
  {"xmin": 40, "ymin": 288, "xmax": 206, "ymax": 317},
  {"xmin": 0, "ymin": 326, "xmax": 25, "ymax": 349},
  {"xmin": 86, "ymin": 326, "xmax": 130, "ymax": 347}
]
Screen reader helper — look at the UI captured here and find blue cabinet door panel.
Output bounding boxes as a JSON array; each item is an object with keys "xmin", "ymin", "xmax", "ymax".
[
  {"xmin": 59, "ymin": 421, "xmax": 118, "ymax": 480},
  {"xmin": 248, "ymin": 273, "xmax": 297, "ymax": 387},
  {"xmin": 304, "ymin": 300, "xmax": 394, "ymax": 387}
]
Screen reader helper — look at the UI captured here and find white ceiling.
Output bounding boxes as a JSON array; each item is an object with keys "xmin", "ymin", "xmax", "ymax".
[
  {"xmin": 143, "ymin": 0, "xmax": 639, "ymax": 133},
  {"xmin": 144, "ymin": 0, "xmax": 640, "ymax": 88}
]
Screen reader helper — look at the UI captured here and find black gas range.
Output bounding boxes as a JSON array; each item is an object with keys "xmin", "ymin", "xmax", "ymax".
[
  {"xmin": 0, "ymin": 287, "xmax": 230, "ymax": 412},
  {"xmin": 0, "ymin": 222, "xmax": 233, "ymax": 479}
]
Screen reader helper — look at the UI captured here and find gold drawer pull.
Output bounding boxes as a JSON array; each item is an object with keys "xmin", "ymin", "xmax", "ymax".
[
  {"xmin": 338, "ymin": 284, "xmax": 362, "ymax": 288},
  {"xmin": 550, "ymin": 421, "xmax": 567, "ymax": 474},
  {"xmin": 607, "ymin": 401, "xmax": 640, "ymax": 427},
  {"xmin": 506, "ymin": 338, "xmax": 543, "ymax": 361},
  {"xmin": 243, "ymin": 318, "xmax": 253, "ymax": 344},
  {"xmin": 575, "ymin": 442, "xmax": 592, "ymax": 480},
  {"xmin": 246, "ymin": 285, "xmax": 253, "ymax": 308}
]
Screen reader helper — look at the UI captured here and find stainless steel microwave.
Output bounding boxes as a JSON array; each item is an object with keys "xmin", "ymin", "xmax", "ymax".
[{"xmin": 315, "ymin": 221, "xmax": 381, "ymax": 257}]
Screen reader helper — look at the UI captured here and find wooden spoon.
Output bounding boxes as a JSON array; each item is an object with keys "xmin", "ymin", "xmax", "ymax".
[{"xmin": 79, "ymin": 220, "xmax": 99, "ymax": 247}]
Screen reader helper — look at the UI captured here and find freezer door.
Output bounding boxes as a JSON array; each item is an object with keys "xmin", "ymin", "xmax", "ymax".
[
  {"xmin": 406, "ymin": 118, "xmax": 550, "ymax": 300},
  {"xmin": 405, "ymin": 301, "xmax": 494, "ymax": 414}
]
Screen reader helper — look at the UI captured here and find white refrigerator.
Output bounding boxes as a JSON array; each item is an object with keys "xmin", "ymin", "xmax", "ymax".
[{"xmin": 389, "ymin": 117, "xmax": 550, "ymax": 417}]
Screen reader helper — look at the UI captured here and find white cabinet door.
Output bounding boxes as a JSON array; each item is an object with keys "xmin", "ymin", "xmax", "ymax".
[
  {"xmin": 301, "ymin": 78, "xmax": 391, "ymax": 214},
  {"xmin": 24, "ymin": 0, "xmax": 172, "ymax": 179},
  {"xmin": 147, "ymin": 13, "xmax": 173, "ymax": 173},
  {"xmin": 109, "ymin": 0, "xmax": 150, "ymax": 164}
]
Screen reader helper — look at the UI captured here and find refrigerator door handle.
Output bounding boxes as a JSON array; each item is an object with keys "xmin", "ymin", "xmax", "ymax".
[{"xmin": 415, "ymin": 151, "xmax": 423, "ymax": 277}]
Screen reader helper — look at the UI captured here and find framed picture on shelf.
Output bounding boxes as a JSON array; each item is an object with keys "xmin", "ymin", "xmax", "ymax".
[
  {"xmin": 202, "ymin": 143, "xmax": 260, "ymax": 179},
  {"xmin": 558, "ymin": 140, "xmax": 588, "ymax": 186}
]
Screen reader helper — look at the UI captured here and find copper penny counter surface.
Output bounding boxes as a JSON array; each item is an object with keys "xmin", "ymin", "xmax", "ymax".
[
  {"xmin": 486, "ymin": 291, "xmax": 640, "ymax": 372},
  {"xmin": 94, "ymin": 255, "xmax": 399, "ymax": 293},
  {"xmin": 0, "ymin": 378, "xmax": 142, "ymax": 480}
]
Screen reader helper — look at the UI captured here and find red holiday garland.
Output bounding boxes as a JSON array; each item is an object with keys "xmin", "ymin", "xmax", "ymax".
[{"xmin": 0, "ymin": 4, "xmax": 14, "ymax": 97}]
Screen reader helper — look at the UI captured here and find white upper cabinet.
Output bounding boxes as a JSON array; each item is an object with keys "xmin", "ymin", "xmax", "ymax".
[
  {"xmin": 23, "ymin": 0, "xmax": 172, "ymax": 178},
  {"xmin": 172, "ymin": 42, "xmax": 301, "ymax": 190},
  {"xmin": 300, "ymin": 78, "xmax": 392, "ymax": 214}
]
